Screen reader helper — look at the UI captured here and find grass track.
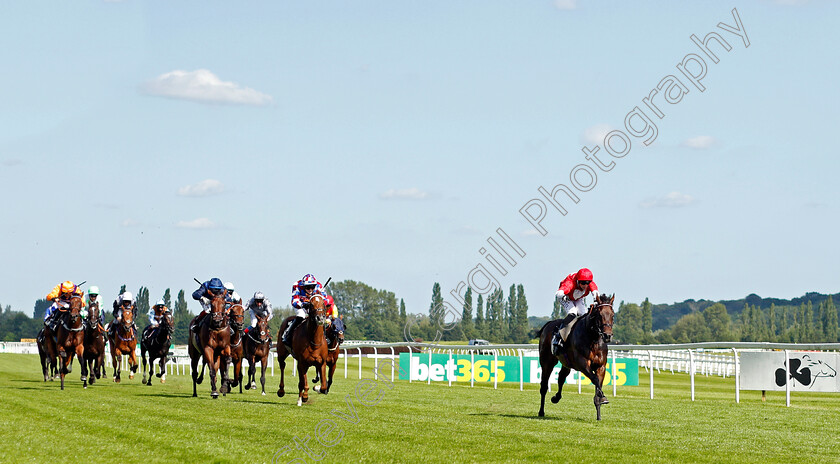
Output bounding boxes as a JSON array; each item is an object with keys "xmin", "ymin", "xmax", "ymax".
[{"xmin": 1, "ymin": 353, "xmax": 839, "ymax": 464}]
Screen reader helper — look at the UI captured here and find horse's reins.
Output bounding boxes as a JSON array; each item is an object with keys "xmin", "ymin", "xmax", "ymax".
[{"xmin": 590, "ymin": 303, "xmax": 613, "ymax": 340}]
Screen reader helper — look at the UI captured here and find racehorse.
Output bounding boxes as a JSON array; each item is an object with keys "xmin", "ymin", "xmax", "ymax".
[
  {"xmin": 227, "ymin": 302, "xmax": 245, "ymax": 392},
  {"xmin": 188, "ymin": 293, "xmax": 231, "ymax": 398},
  {"xmin": 243, "ymin": 315, "xmax": 272, "ymax": 395},
  {"xmin": 276, "ymin": 294, "xmax": 330, "ymax": 405},
  {"xmin": 109, "ymin": 304, "xmax": 139, "ymax": 382},
  {"xmin": 54, "ymin": 295, "xmax": 89, "ymax": 389},
  {"xmin": 37, "ymin": 324, "xmax": 58, "ymax": 382},
  {"xmin": 83, "ymin": 300, "xmax": 107, "ymax": 384},
  {"xmin": 141, "ymin": 307, "xmax": 174, "ymax": 386},
  {"xmin": 537, "ymin": 293, "xmax": 615, "ymax": 420},
  {"xmin": 312, "ymin": 318, "xmax": 345, "ymax": 391}
]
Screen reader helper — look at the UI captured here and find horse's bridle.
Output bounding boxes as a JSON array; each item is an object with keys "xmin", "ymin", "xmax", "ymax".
[
  {"xmin": 590, "ymin": 303, "xmax": 614, "ymax": 342},
  {"xmin": 59, "ymin": 296, "xmax": 85, "ymax": 332}
]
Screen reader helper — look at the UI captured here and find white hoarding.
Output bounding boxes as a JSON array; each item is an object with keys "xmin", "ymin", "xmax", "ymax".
[{"xmin": 740, "ymin": 351, "xmax": 839, "ymax": 392}]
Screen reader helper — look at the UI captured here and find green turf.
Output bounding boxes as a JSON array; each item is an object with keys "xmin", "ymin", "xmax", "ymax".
[{"xmin": 2, "ymin": 353, "xmax": 839, "ymax": 464}]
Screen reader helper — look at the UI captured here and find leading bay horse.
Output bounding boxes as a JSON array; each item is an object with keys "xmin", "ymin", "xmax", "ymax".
[
  {"xmin": 54, "ymin": 295, "xmax": 89, "ymax": 389},
  {"xmin": 276, "ymin": 295, "xmax": 329, "ymax": 405},
  {"xmin": 141, "ymin": 307, "xmax": 174, "ymax": 386},
  {"xmin": 189, "ymin": 293, "xmax": 231, "ymax": 398},
  {"xmin": 109, "ymin": 304, "xmax": 139, "ymax": 382},
  {"xmin": 83, "ymin": 301, "xmax": 107, "ymax": 384},
  {"xmin": 243, "ymin": 315, "xmax": 271, "ymax": 395},
  {"xmin": 537, "ymin": 293, "xmax": 615, "ymax": 420}
]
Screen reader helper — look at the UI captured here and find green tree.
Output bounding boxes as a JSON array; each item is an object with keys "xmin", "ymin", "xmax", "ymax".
[
  {"xmin": 475, "ymin": 294, "xmax": 485, "ymax": 339},
  {"xmin": 171, "ymin": 289, "xmax": 193, "ymax": 344},
  {"xmin": 551, "ymin": 297, "xmax": 562, "ymax": 320},
  {"xmin": 506, "ymin": 284, "xmax": 517, "ymax": 342},
  {"xmin": 163, "ymin": 288, "xmax": 172, "ymax": 310},
  {"xmin": 33, "ymin": 298, "xmax": 50, "ymax": 321},
  {"xmin": 671, "ymin": 312, "xmax": 710, "ymax": 343},
  {"xmin": 399, "ymin": 298, "xmax": 407, "ymax": 328},
  {"xmin": 613, "ymin": 302, "xmax": 643, "ymax": 344},
  {"xmin": 330, "ymin": 280, "xmax": 402, "ymax": 341},
  {"xmin": 703, "ymin": 303, "xmax": 734, "ymax": 341},
  {"xmin": 429, "ymin": 283, "xmax": 443, "ymax": 324},
  {"xmin": 510, "ymin": 284, "xmax": 530, "ymax": 343},
  {"xmin": 136, "ymin": 286, "xmax": 150, "ymax": 322},
  {"xmin": 641, "ymin": 297, "xmax": 653, "ymax": 344},
  {"xmin": 824, "ymin": 296, "xmax": 838, "ymax": 342},
  {"xmin": 461, "ymin": 287, "xmax": 474, "ymax": 340}
]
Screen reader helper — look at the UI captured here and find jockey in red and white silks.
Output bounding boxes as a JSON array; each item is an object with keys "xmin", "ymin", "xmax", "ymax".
[{"xmin": 555, "ymin": 268, "xmax": 600, "ymax": 316}]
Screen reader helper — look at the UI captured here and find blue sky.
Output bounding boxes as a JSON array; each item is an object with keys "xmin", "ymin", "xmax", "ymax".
[{"xmin": 1, "ymin": 0, "xmax": 837, "ymax": 318}]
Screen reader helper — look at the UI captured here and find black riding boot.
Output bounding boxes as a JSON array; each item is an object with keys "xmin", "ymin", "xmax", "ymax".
[
  {"xmin": 283, "ymin": 317, "xmax": 304, "ymax": 346},
  {"xmin": 553, "ymin": 313, "xmax": 577, "ymax": 353}
]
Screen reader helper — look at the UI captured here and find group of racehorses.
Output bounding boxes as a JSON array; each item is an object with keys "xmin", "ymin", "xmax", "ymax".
[
  {"xmin": 187, "ymin": 292, "xmax": 344, "ymax": 404},
  {"xmin": 36, "ymin": 296, "xmax": 175, "ymax": 390},
  {"xmin": 35, "ymin": 290, "xmax": 614, "ymax": 420}
]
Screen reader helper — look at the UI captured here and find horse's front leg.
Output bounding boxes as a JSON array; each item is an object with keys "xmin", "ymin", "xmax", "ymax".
[
  {"xmin": 112, "ymin": 349, "xmax": 121, "ymax": 383},
  {"xmin": 297, "ymin": 363, "xmax": 309, "ymax": 406},
  {"xmin": 260, "ymin": 358, "xmax": 267, "ymax": 395},
  {"xmin": 276, "ymin": 354, "xmax": 287, "ymax": 398},
  {"xmin": 316, "ymin": 363, "xmax": 328, "ymax": 394},
  {"xmin": 128, "ymin": 347, "xmax": 138, "ymax": 380},
  {"xmin": 58, "ymin": 349, "xmax": 68, "ymax": 390},
  {"xmin": 76, "ymin": 343, "xmax": 87, "ymax": 388},
  {"xmin": 551, "ymin": 366, "xmax": 571, "ymax": 404},
  {"xmin": 141, "ymin": 346, "xmax": 148, "ymax": 385},
  {"xmin": 538, "ymin": 355, "xmax": 558, "ymax": 417},
  {"xmin": 220, "ymin": 348, "xmax": 231, "ymax": 395},
  {"xmin": 205, "ymin": 347, "xmax": 219, "ymax": 399},
  {"xmin": 586, "ymin": 365, "xmax": 609, "ymax": 421},
  {"xmin": 326, "ymin": 360, "xmax": 337, "ymax": 392},
  {"xmin": 159, "ymin": 355, "xmax": 167, "ymax": 383}
]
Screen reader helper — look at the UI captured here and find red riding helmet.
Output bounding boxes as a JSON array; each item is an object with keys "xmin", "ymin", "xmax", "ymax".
[
  {"xmin": 325, "ymin": 295, "xmax": 334, "ymax": 306},
  {"xmin": 576, "ymin": 268, "xmax": 594, "ymax": 282}
]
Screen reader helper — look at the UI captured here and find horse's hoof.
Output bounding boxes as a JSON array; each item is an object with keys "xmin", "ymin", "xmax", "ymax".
[
  {"xmin": 262, "ymin": 392, "xmax": 266, "ymax": 396},
  {"xmin": 211, "ymin": 392, "xmax": 219, "ymax": 399},
  {"xmin": 297, "ymin": 398, "xmax": 302, "ymax": 407},
  {"xmin": 313, "ymin": 385, "xmax": 320, "ymax": 392},
  {"xmin": 156, "ymin": 373, "xmax": 162, "ymax": 378},
  {"xmin": 114, "ymin": 378, "xmax": 121, "ymax": 383},
  {"xmin": 192, "ymin": 393, "xmax": 197, "ymax": 398},
  {"xmin": 142, "ymin": 378, "xmax": 147, "ymax": 385},
  {"xmin": 277, "ymin": 389, "xmax": 285, "ymax": 398},
  {"xmin": 160, "ymin": 379, "xmax": 165, "ymax": 384},
  {"xmin": 538, "ymin": 411, "xmax": 545, "ymax": 417},
  {"xmin": 129, "ymin": 374, "xmax": 134, "ymax": 380},
  {"xmin": 551, "ymin": 395, "xmax": 561, "ymax": 404},
  {"xmin": 196, "ymin": 377, "xmax": 204, "ymax": 385}
]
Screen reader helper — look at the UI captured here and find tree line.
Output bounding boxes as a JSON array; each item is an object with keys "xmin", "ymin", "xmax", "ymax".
[
  {"xmin": 613, "ymin": 296, "xmax": 839, "ymax": 344},
  {"xmin": 3, "ymin": 284, "xmax": 838, "ymax": 345}
]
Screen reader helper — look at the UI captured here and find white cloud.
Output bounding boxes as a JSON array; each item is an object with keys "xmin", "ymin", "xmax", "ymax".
[
  {"xmin": 178, "ymin": 179, "xmax": 225, "ymax": 197},
  {"xmin": 176, "ymin": 218, "xmax": 217, "ymax": 229},
  {"xmin": 682, "ymin": 136, "xmax": 717, "ymax": 149},
  {"xmin": 120, "ymin": 219, "xmax": 139, "ymax": 227},
  {"xmin": 379, "ymin": 188, "xmax": 429, "ymax": 200},
  {"xmin": 640, "ymin": 191, "xmax": 696, "ymax": 209},
  {"xmin": 141, "ymin": 69, "xmax": 273, "ymax": 106},
  {"xmin": 581, "ymin": 124, "xmax": 613, "ymax": 145},
  {"xmin": 554, "ymin": 0, "xmax": 577, "ymax": 10}
]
